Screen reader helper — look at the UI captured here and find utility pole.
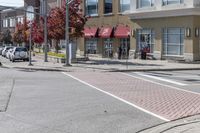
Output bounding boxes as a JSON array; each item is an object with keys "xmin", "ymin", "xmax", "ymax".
[
  {"xmin": 65, "ymin": 0, "xmax": 70, "ymax": 66},
  {"xmin": 44, "ymin": 0, "xmax": 48, "ymax": 62}
]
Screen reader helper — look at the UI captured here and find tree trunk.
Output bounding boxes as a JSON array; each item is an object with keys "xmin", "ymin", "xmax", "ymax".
[{"xmin": 55, "ymin": 40, "xmax": 60, "ymax": 53}]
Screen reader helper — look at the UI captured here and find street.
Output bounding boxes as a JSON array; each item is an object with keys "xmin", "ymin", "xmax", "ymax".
[{"xmin": 0, "ymin": 67, "xmax": 166, "ymax": 133}]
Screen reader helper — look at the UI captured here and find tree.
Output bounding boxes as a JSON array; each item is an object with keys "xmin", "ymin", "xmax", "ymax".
[
  {"xmin": 32, "ymin": 18, "xmax": 44, "ymax": 52},
  {"xmin": 2, "ymin": 29, "xmax": 12, "ymax": 45},
  {"xmin": 47, "ymin": 0, "xmax": 87, "ymax": 53},
  {"xmin": 13, "ymin": 18, "xmax": 29, "ymax": 46}
]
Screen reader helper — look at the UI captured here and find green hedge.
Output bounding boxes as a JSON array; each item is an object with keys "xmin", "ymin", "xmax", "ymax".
[{"xmin": 48, "ymin": 52, "xmax": 65, "ymax": 58}]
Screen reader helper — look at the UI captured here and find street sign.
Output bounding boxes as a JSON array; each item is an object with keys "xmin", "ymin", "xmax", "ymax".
[{"xmin": 26, "ymin": 6, "xmax": 34, "ymax": 21}]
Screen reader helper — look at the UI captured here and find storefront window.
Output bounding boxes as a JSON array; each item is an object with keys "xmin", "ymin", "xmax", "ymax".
[
  {"xmin": 85, "ymin": 0, "xmax": 98, "ymax": 16},
  {"xmin": 104, "ymin": 0, "xmax": 112, "ymax": 14},
  {"xmin": 162, "ymin": 28, "xmax": 184, "ymax": 55},
  {"xmin": 104, "ymin": 39, "xmax": 113, "ymax": 57},
  {"xmin": 137, "ymin": 29, "xmax": 155, "ymax": 53},
  {"xmin": 120, "ymin": 0, "xmax": 130, "ymax": 12},
  {"xmin": 162, "ymin": 0, "xmax": 183, "ymax": 5},
  {"xmin": 119, "ymin": 38, "xmax": 130, "ymax": 59},
  {"xmin": 137, "ymin": 0, "xmax": 154, "ymax": 8},
  {"xmin": 86, "ymin": 38, "xmax": 97, "ymax": 54}
]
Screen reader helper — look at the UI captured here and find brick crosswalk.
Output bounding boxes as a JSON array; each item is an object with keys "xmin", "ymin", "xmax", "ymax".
[{"xmin": 68, "ymin": 72, "xmax": 200, "ymax": 121}]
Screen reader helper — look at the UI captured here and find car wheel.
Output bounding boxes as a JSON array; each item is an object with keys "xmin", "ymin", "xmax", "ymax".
[{"xmin": 12, "ymin": 59, "xmax": 15, "ymax": 62}]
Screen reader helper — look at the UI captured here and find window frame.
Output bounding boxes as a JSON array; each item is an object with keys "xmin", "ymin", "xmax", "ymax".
[
  {"xmin": 120, "ymin": 0, "xmax": 130, "ymax": 13},
  {"xmin": 85, "ymin": 38, "xmax": 98, "ymax": 54},
  {"xmin": 162, "ymin": 27, "xmax": 185, "ymax": 56},
  {"xmin": 85, "ymin": 0, "xmax": 98, "ymax": 17},
  {"xmin": 136, "ymin": 28, "xmax": 155, "ymax": 53},
  {"xmin": 137, "ymin": 0, "xmax": 154, "ymax": 9},
  {"xmin": 162, "ymin": 0, "xmax": 183, "ymax": 6},
  {"xmin": 104, "ymin": 0, "xmax": 113, "ymax": 14}
]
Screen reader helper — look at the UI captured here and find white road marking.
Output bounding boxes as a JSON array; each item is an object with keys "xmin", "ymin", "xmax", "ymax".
[
  {"xmin": 62, "ymin": 72, "xmax": 170, "ymax": 122},
  {"xmin": 122, "ymin": 73, "xmax": 200, "ymax": 96},
  {"xmin": 135, "ymin": 72, "xmax": 187, "ymax": 86}
]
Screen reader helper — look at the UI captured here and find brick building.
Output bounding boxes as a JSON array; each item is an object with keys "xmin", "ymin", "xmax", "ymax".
[{"xmin": 78, "ymin": 0, "xmax": 132, "ymax": 59}]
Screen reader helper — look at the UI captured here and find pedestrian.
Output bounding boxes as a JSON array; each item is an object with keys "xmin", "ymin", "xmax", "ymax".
[{"xmin": 118, "ymin": 46, "xmax": 122, "ymax": 59}]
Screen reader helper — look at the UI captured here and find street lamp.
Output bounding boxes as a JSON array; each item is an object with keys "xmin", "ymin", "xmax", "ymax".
[
  {"xmin": 26, "ymin": 6, "xmax": 34, "ymax": 66},
  {"xmin": 64, "ymin": 0, "xmax": 74, "ymax": 66},
  {"xmin": 43, "ymin": 0, "xmax": 48, "ymax": 62}
]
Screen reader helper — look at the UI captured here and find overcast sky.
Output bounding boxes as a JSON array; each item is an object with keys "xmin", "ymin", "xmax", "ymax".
[{"xmin": 0, "ymin": 0, "xmax": 24, "ymax": 7}]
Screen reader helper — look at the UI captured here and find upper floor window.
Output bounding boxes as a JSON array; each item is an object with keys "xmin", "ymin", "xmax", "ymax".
[
  {"xmin": 17, "ymin": 17, "xmax": 23, "ymax": 24},
  {"xmin": 3, "ymin": 19, "xmax": 8, "ymax": 28},
  {"xmin": 137, "ymin": 0, "xmax": 154, "ymax": 8},
  {"xmin": 9, "ymin": 18, "xmax": 16, "ymax": 27},
  {"xmin": 162, "ymin": 0, "xmax": 183, "ymax": 5},
  {"xmin": 120, "ymin": 0, "xmax": 130, "ymax": 12},
  {"xmin": 104, "ymin": 0, "xmax": 112, "ymax": 14},
  {"xmin": 86, "ymin": 0, "xmax": 98, "ymax": 16}
]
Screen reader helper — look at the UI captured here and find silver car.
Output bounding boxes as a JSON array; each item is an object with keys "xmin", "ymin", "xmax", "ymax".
[
  {"xmin": 2, "ymin": 46, "xmax": 13, "ymax": 57},
  {"xmin": 0, "ymin": 46, "xmax": 4, "ymax": 55},
  {"xmin": 6, "ymin": 48, "xmax": 14, "ymax": 59},
  {"xmin": 10, "ymin": 47, "xmax": 29, "ymax": 62}
]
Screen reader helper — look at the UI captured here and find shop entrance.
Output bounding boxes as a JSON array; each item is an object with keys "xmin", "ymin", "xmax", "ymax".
[
  {"xmin": 136, "ymin": 29, "xmax": 154, "ymax": 59},
  {"xmin": 118, "ymin": 38, "xmax": 130, "ymax": 59},
  {"xmin": 104, "ymin": 39, "xmax": 113, "ymax": 58}
]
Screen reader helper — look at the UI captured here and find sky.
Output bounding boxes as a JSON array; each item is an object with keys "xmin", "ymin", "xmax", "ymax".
[{"xmin": 0, "ymin": 0, "xmax": 24, "ymax": 7}]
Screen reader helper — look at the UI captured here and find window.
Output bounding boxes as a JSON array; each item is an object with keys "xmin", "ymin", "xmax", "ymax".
[
  {"xmin": 104, "ymin": 39, "xmax": 113, "ymax": 57},
  {"xmin": 137, "ymin": 29, "xmax": 155, "ymax": 53},
  {"xmin": 3, "ymin": 19, "xmax": 8, "ymax": 27},
  {"xmin": 85, "ymin": 0, "xmax": 98, "ymax": 16},
  {"xmin": 162, "ymin": 0, "xmax": 183, "ymax": 5},
  {"xmin": 86, "ymin": 38, "xmax": 97, "ymax": 54},
  {"xmin": 17, "ymin": 17, "xmax": 23, "ymax": 23},
  {"xmin": 162, "ymin": 28, "xmax": 184, "ymax": 55},
  {"xmin": 9, "ymin": 18, "xmax": 16, "ymax": 27},
  {"xmin": 120, "ymin": 0, "xmax": 130, "ymax": 12},
  {"xmin": 137, "ymin": 0, "xmax": 154, "ymax": 8},
  {"xmin": 104, "ymin": 0, "xmax": 112, "ymax": 14},
  {"xmin": 120, "ymin": 38, "xmax": 130, "ymax": 59}
]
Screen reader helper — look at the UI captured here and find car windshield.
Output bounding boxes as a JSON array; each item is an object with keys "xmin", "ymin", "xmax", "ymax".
[{"xmin": 15, "ymin": 47, "xmax": 28, "ymax": 52}]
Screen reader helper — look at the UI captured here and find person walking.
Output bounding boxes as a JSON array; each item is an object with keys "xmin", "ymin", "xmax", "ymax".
[{"xmin": 118, "ymin": 46, "xmax": 122, "ymax": 59}]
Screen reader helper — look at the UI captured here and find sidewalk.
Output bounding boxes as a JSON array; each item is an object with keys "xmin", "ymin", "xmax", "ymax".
[{"xmin": 1, "ymin": 54, "xmax": 200, "ymax": 72}]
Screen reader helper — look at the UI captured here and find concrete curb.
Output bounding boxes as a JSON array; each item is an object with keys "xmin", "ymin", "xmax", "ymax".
[
  {"xmin": 2, "ymin": 63, "xmax": 200, "ymax": 72},
  {"xmin": 137, "ymin": 114, "xmax": 200, "ymax": 133}
]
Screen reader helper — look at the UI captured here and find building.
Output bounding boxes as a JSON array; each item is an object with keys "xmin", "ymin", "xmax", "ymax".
[
  {"xmin": 127, "ymin": 0, "xmax": 200, "ymax": 61},
  {"xmin": 0, "ymin": 0, "xmax": 59, "ymax": 45},
  {"xmin": 79, "ymin": 0, "xmax": 200, "ymax": 61},
  {"xmin": 78, "ymin": 0, "xmax": 133, "ymax": 59}
]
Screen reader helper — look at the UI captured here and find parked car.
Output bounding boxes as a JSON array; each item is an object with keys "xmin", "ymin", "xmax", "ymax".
[
  {"xmin": 2, "ymin": 46, "xmax": 14, "ymax": 57},
  {"xmin": 6, "ymin": 47, "xmax": 14, "ymax": 59},
  {"xmin": 10, "ymin": 47, "xmax": 29, "ymax": 62},
  {"xmin": 0, "ymin": 46, "xmax": 4, "ymax": 55}
]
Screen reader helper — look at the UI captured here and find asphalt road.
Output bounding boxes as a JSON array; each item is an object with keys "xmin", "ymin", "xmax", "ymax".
[{"xmin": 0, "ymin": 68, "xmax": 163, "ymax": 133}]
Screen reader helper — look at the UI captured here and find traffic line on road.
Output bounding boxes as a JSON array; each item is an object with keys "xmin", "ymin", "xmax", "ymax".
[
  {"xmin": 135, "ymin": 72, "xmax": 187, "ymax": 86},
  {"xmin": 122, "ymin": 73, "xmax": 200, "ymax": 96},
  {"xmin": 62, "ymin": 72, "xmax": 170, "ymax": 122}
]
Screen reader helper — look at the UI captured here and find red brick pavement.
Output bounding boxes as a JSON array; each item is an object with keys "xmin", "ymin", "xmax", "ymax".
[{"xmin": 68, "ymin": 72, "xmax": 200, "ymax": 121}]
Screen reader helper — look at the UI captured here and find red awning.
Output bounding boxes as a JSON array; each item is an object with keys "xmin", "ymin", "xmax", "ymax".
[
  {"xmin": 114, "ymin": 25, "xmax": 130, "ymax": 38},
  {"xmin": 98, "ymin": 27, "xmax": 113, "ymax": 38},
  {"xmin": 84, "ymin": 27, "xmax": 98, "ymax": 38}
]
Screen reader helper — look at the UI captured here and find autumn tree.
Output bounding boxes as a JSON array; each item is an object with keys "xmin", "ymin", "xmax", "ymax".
[
  {"xmin": 31, "ymin": 18, "xmax": 44, "ymax": 52},
  {"xmin": 2, "ymin": 29, "xmax": 12, "ymax": 45},
  {"xmin": 13, "ymin": 19, "xmax": 29, "ymax": 46},
  {"xmin": 47, "ymin": 0, "xmax": 87, "ymax": 53}
]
